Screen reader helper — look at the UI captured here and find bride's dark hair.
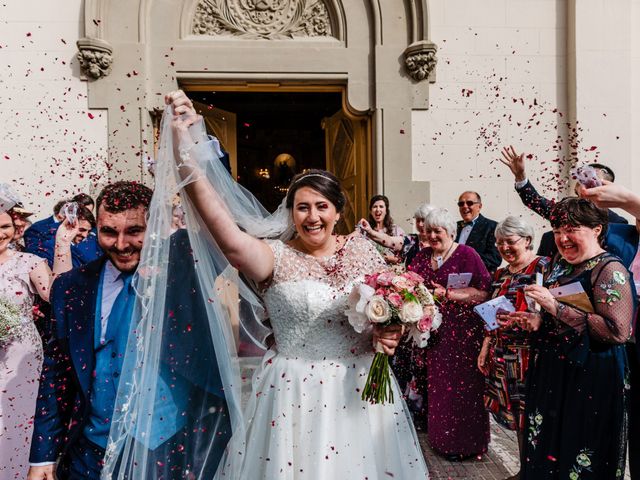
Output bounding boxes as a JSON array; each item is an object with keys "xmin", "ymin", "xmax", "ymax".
[{"xmin": 285, "ymin": 169, "xmax": 346, "ymax": 213}]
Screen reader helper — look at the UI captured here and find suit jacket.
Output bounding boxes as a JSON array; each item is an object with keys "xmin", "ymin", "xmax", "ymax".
[
  {"xmin": 40, "ymin": 232, "xmax": 103, "ymax": 269},
  {"xmin": 24, "ymin": 215, "xmax": 58, "ymax": 256},
  {"xmin": 456, "ymin": 214, "xmax": 502, "ymax": 272},
  {"xmin": 30, "ymin": 256, "xmax": 106, "ymax": 463},
  {"xmin": 516, "ymin": 179, "xmax": 629, "ymax": 224},
  {"xmin": 30, "ymin": 232, "xmax": 230, "ymax": 472}
]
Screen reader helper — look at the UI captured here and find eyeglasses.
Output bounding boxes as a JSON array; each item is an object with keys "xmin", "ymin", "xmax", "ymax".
[
  {"xmin": 495, "ymin": 237, "xmax": 524, "ymax": 247},
  {"xmin": 457, "ymin": 200, "xmax": 480, "ymax": 208}
]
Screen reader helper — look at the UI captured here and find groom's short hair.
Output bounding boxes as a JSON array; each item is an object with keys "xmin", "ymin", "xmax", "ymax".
[{"xmin": 96, "ymin": 181, "xmax": 153, "ymax": 217}]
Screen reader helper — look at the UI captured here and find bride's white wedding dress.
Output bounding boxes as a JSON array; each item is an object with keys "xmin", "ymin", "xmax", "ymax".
[{"xmin": 215, "ymin": 236, "xmax": 429, "ymax": 479}]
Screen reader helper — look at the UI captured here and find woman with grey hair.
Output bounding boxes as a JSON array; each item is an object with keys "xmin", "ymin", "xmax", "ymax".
[
  {"xmin": 477, "ymin": 215, "xmax": 549, "ymax": 479},
  {"xmin": 408, "ymin": 207, "xmax": 492, "ymax": 459}
]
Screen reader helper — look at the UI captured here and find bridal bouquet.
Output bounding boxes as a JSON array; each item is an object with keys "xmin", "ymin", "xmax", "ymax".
[
  {"xmin": 346, "ymin": 270, "xmax": 442, "ymax": 404},
  {"xmin": 0, "ymin": 297, "xmax": 22, "ymax": 347}
]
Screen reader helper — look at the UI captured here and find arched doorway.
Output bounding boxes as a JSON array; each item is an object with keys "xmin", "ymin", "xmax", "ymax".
[
  {"xmin": 183, "ymin": 82, "xmax": 371, "ymax": 232},
  {"xmin": 78, "ymin": 0, "xmax": 437, "ymax": 224}
]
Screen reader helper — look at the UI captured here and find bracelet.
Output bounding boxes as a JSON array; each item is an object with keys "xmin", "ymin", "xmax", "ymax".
[{"xmin": 555, "ymin": 299, "xmax": 566, "ymax": 319}]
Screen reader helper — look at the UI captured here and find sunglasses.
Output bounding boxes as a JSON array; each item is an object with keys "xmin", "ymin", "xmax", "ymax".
[{"xmin": 457, "ymin": 200, "xmax": 480, "ymax": 207}]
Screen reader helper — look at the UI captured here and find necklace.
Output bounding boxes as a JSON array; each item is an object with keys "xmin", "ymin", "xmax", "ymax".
[{"xmin": 433, "ymin": 242, "xmax": 455, "ymax": 269}]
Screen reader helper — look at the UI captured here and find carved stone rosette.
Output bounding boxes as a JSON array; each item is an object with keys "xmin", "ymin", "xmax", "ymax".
[
  {"xmin": 403, "ymin": 40, "xmax": 438, "ymax": 82},
  {"xmin": 77, "ymin": 37, "xmax": 113, "ymax": 79},
  {"xmin": 192, "ymin": 0, "xmax": 333, "ymax": 39}
]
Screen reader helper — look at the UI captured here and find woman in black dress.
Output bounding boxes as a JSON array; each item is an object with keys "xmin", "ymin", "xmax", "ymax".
[{"xmin": 499, "ymin": 198, "xmax": 636, "ymax": 479}]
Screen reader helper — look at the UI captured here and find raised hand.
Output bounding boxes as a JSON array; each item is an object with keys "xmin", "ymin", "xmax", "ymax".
[
  {"xmin": 357, "ymin": 218, "xmax": 373, "ymax": 233},
  {"xmin": 499, "ymin": 145, "xmax": 527, "ymax": 182},
  {"xmin": 55, "ymin": 218, "xmax": 80, "ymax": 247},
  {"xmin": 165, "ymin": 89, "xmax": 196, "ymax": 117},
  {"xmin": 577, "ymin": 180, "xmax": 640, "ymax": 217}
]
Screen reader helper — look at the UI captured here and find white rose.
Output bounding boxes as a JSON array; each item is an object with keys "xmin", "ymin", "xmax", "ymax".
[
  {"xmin": 346, "ymin": 284, "xmax": 376, "ymax": 333},
  {"xmin": 348, "ymin": 283, "xmax": 375, "ymax": 314},
  {"xmin": 399, "ymin": 301, "xmax": 423, "ymax": 324},
  {"xmin": 365, "ymin": 295, "xmax": 392, "ymax": 323}
]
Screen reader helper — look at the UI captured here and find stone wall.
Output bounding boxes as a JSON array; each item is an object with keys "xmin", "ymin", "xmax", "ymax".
[{"xmin": 0, "ymin": 0, "xmax": 108, "ymax": 217}]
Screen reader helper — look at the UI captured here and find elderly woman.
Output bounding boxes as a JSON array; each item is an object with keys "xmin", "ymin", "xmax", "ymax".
[
  {"xmin": 366, "ymin": 195, "xmax": 405, "ymax": 263},
  {"xmin": 477, "ymin": 216, "xmax": 549, "ymax": 478},
  {"xmin": 499, "ymin": 198, "xmax": 635, "ymax": 479},
  {"xmin": 407, "ymin": 207, "xmax": 491, "ymax": 459}
]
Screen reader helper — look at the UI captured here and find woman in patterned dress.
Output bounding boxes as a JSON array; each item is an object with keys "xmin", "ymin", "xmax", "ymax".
[
  {"xmin": 499, "ymin": 198, "xmax": 635, "ymax": 479},
  {"xmin": 477, "ymin": 216, "xmax": 549, "ymax": 479}
]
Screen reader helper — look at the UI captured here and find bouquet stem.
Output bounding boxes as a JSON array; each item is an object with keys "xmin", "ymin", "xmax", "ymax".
[{"xmin": 361, "ymin": 351, "xmax": 394, "ymax": 404}]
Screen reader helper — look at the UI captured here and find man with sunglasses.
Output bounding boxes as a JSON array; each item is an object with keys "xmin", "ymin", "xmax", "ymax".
[{"xmin": 455, "ymin": 191, "xmax": 502, "ymax": 272}]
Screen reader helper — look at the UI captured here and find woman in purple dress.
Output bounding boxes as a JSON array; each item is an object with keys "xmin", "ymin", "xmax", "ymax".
[{"xmin": 408, "ymin": 207, "xmax": 492, "ymax": 459}]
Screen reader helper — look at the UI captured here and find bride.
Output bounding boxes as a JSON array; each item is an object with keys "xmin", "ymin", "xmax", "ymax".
[{"xmin": 105, "ymin": 90, "xmax": 429, "ymax": 479}]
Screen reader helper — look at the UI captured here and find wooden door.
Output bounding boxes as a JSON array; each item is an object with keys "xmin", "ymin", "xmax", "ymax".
[
  {"xmin": 322, "ymin": 110, "xmax": 369, "ymax": 234},
  {"xmin": 193, "ymin": 101, "xmax": 238, "ymax": 179}
]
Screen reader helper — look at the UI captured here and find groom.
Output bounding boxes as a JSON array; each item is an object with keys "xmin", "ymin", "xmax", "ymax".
[{"xmin": 28, "ymin": 181, "xmax": 231, "ymax": 479}]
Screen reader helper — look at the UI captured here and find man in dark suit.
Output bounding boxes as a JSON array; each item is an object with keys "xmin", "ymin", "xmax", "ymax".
[
  {"xmin": 455, "ymin": 191, "xmax": 502, "ymax": 272},
  {"xmin": 28, "ymin": 182, "xmax": 230, "ymax": 479}
]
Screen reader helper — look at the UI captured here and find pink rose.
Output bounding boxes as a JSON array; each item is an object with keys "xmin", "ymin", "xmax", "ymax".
[
  {"xmin": 387, "ymin": 292, "xmax": 403, "ymax": 308},
  {"xmin": 391, "ymin": 275, "xmax": 413, "ymax": 292},
  {"xmin": 403, "ymin": 271, "xmax": 424, "ymax": 284},
  {"xmin": 364, "ymin": 273, "xmax": 380, "ymax": 288},
  {"xmin": 417, "ymin": 315, "xmax": 433, "ymax": 333},
  {"xmin": 376, "ymin": 271, "xmax": 395, "ymax": 286}
]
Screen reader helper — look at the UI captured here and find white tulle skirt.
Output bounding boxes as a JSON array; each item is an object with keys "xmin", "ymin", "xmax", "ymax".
[{"xmin": 215, "ymin": 350, "xmax": 429, "ymax": 479}]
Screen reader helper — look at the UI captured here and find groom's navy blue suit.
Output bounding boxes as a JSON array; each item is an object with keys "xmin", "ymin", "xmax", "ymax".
[{"xmin": 30, "ymin": 229, "xmax": 231, "ymax": 479}]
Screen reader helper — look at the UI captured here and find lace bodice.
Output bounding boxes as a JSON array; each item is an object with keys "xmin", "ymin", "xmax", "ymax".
[{"xmin": 263, "ymin": 236, "xmax": 386, "ymax": 360}]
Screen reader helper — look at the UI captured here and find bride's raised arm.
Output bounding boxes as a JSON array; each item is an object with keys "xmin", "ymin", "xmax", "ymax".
[{"xmin": 165, "ymin": 90, "xmax": 274, "ymax": 283}]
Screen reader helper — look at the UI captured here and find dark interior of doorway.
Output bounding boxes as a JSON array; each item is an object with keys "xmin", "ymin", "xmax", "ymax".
[{"xmin": 189, "ymin": 91, "xmax": 343, "ymax": 213}]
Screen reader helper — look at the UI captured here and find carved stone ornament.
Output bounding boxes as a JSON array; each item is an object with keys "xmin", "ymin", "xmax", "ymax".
[
  {"xmin": 192, "ymin": 0, "xmax": 333, "ymax": 39},
  {"xmin": 76, "ymin": 37, "xmax": 113, "ymax": 79},
  {"xmin": 403, "ymin": 40, "xmax": 438, "ymax": 82}
]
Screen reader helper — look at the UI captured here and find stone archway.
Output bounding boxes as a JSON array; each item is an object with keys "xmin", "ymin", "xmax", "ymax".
[{"xmin": 78, "ymin": 0, "xmax": 437, "ymax": 219}]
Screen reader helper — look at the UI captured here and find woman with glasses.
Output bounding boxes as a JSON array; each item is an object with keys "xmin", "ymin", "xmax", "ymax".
[
  {"xmin": 477, "ymin": 216, "xmax": 549, "ymax": 480},
  {"xmin": 498, "ymin": 198, "xmax": 635, "ymax": 479}
]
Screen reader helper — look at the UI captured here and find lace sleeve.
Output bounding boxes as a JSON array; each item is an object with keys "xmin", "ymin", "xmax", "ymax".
[
  {"xmin": 556, "ymin": 260, "xmax": 634, "ymax": 343},
  {"xmin": 344, "ymin": 236, "xmax": 386, "ymax": 276}
]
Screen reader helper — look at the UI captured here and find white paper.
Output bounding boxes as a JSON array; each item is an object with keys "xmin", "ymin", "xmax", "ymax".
[
  {"xmin": 473, "ymin": 295, "xmax": 515, "ymax": 331},
  {"xmin": 548, "ymin": 281, "xmax": 585, "ymax": 298},
  {"xmin": 447, "ymin": 272, "xmax": 472, "ymax": 289}
]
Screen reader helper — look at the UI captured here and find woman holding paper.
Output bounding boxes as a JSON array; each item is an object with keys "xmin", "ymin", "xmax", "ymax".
[
  {"xmin": 477, "ymin": 216, "xmax": 549, "ymax": 479},
  {"xmin": 500, "ymin": 198, "xmax": 635, "ymax": 479},
  {"xmin": 406, "ymin": 207, "xmax": 491, "ymax": 459}
]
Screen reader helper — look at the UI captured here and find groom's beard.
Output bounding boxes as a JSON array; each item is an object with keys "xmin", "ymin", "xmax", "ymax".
[{"xmin": 106, "ymin": 246, "xmax": 142, "ymax": 273}]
